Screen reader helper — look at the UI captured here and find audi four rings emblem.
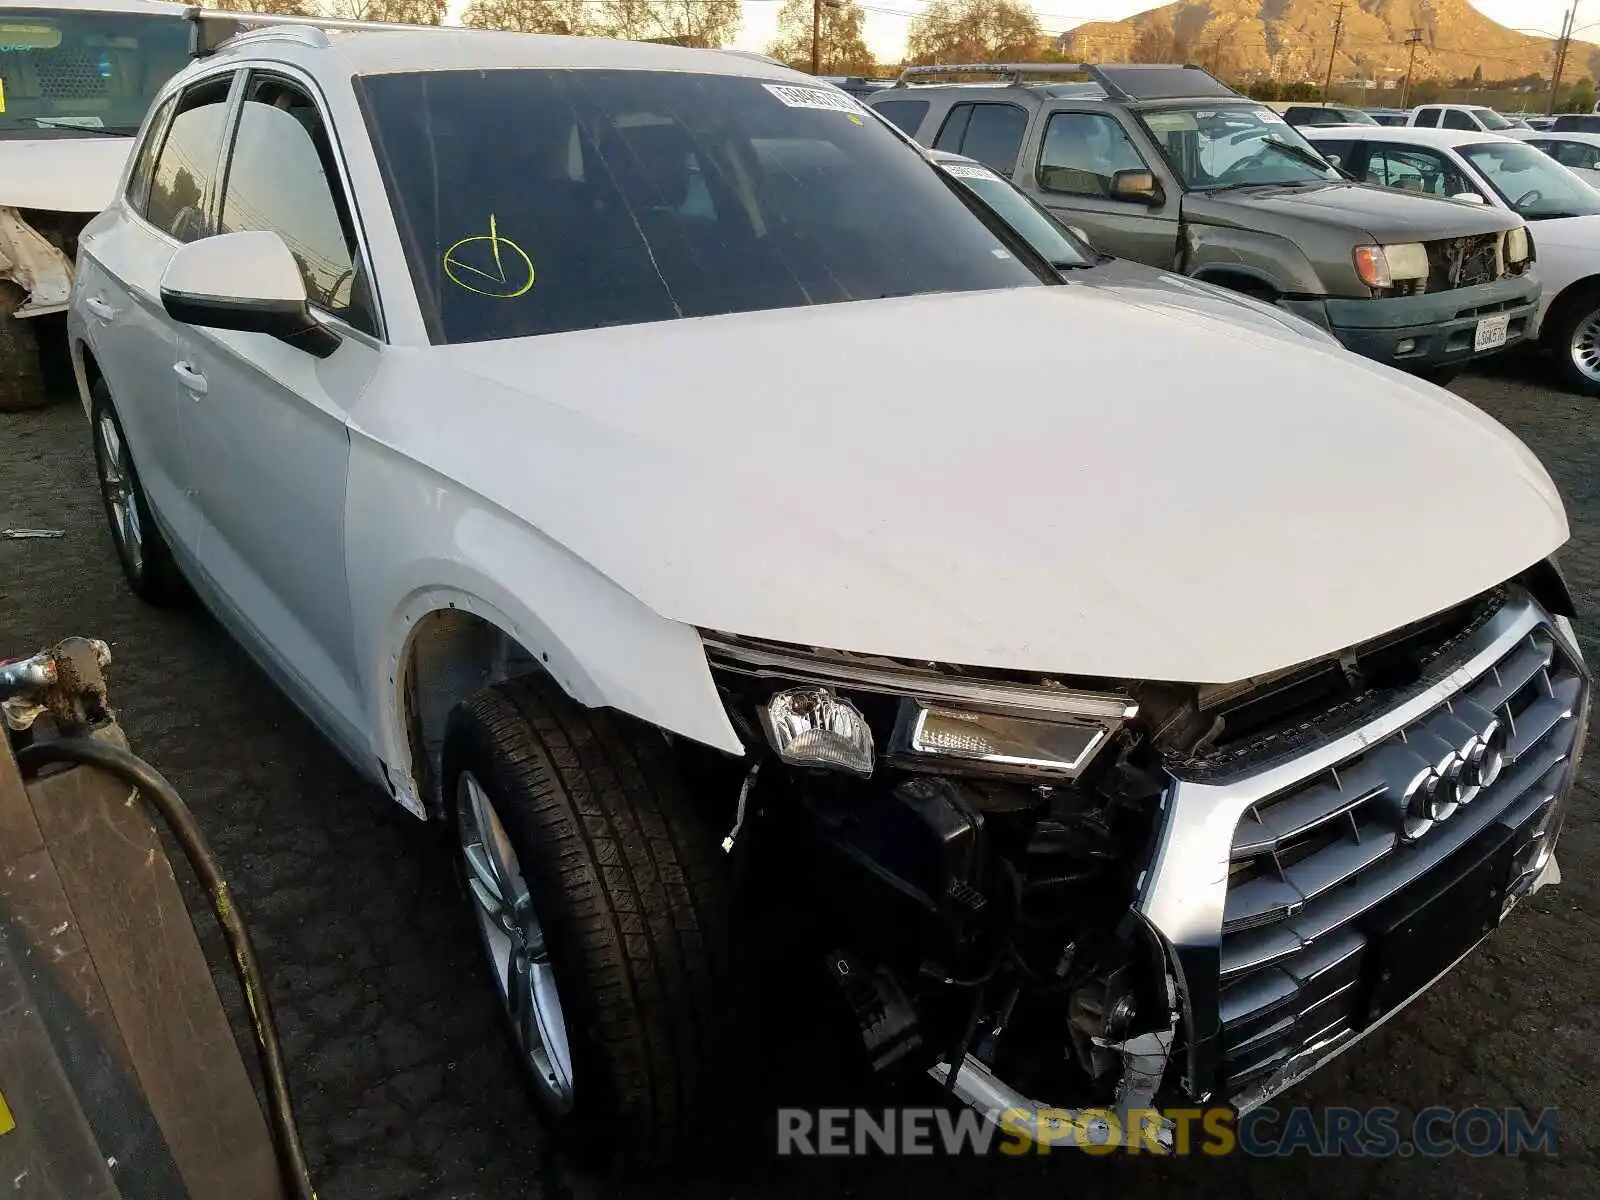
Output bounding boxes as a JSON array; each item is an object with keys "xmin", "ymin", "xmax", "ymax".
[{"xmin": 1395, "ymin": 708, "xmax": 1510, "ymax": 843}]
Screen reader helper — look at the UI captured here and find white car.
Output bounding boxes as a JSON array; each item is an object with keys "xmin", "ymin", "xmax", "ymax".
[
  {"xmin": 1514, "ymin": 129, "xmax": 1600, "ymax": 191},
  {"xmin": 70, "ymin": 24, "xmax": 1587, "ymax": 1165},
  {"xmin": 1407, "ymin": 103, "xmax": 1523, "ymax": 133},
  {"xmin": 1305, "ymin": 123, "xmax": 1600, "ymax": 395}
]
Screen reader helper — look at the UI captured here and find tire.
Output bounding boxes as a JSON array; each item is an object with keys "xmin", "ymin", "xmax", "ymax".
[
  {"xmin": 442, "ymin": 676, "xmax": 738, "ymax": 1170},
  {"xmin": 0, "ymin": 282, "xmax": 49, "ymax": 412},
  {"xmin": 1545, "ymin": 284, "xmax": 1600, "ymax": 397},
  {"xmin": 90, "ymin": 380, "xmax": 186, "ymax": 605}
]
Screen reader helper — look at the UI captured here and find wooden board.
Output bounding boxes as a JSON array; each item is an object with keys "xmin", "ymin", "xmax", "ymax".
[{"xmin": 0, "ymin": 729, "xmax": 280, "ymax": 1200}]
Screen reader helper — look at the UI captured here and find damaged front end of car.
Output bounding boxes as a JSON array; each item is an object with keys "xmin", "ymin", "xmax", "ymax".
[{"xmin": 699, "ymin": 578, "xmax": 1589, "ymax": 1150}]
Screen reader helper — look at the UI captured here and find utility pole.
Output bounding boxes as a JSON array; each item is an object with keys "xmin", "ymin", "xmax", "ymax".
[
  {"xmin": 1322, "ymin": 2, "xmax": 1346, "ymax": 102},
  {"xmin": 1400, "ymin": 26, "xmax": 1424, "ymax": 109},
  {"xmin": 1547, "ymin": 5, "xmax": 1576, "ymax": 116}
]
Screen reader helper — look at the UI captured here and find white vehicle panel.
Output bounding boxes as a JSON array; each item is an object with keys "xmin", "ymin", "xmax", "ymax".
[
  {"xmin": 0, "ymin": 139, "xmax": 133, "ymax": 213},
  {"xmin": 350, "ymin": 285, "xmax": 1565, "ymax": 689}
]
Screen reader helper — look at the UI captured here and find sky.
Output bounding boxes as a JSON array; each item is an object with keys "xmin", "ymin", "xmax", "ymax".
[{"xmin": 442, "ymin": 2, "xmax": 1593, "ymax": 66}]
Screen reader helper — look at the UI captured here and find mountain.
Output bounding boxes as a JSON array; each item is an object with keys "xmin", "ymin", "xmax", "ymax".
[{"xmin": 1058, "ymin": 1, "xmax": 1572, "ymax": 86}]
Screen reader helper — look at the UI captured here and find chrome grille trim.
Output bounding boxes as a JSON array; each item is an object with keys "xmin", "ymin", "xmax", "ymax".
[{"xmin": 1135, "ymin": 590, "xmax": 1589, "ymax": 1102}]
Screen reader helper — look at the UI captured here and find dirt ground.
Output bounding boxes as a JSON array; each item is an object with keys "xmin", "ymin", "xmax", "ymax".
[{"xmin": 0, "ymin": 360, "xmax": 1595, "ymax": 1200}]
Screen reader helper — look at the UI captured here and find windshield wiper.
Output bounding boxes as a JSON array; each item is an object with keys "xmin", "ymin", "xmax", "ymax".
[
  {"xmin": 28, "ymin": 117, "xmax": 125, "ymax": 137},
  {"xmin": 1257, "ymin": 137, "xmax": 1340, "ymax": 175}
]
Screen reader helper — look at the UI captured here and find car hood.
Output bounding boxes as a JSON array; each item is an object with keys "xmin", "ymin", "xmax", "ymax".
[
  {"xmin": 1185, "ymin": 180, "xmax": 1519, "ymax": 243},
  {"xmin": 370, "ymin": 286, "xmax": 1566, "ymax": 685},
  {"xmin": 0, "ymin": 138, "xmax": 133, "ymax": 212},
  {"xmin": 1073, "ymin": 256, "xmax": 1340, "ymax": 345}
]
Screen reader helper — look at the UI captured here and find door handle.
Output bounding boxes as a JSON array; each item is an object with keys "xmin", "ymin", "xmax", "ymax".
[
  {"xmin": 84, "ymin": 296, "xmax": 117, "ymax": 321},
  {"xmin": 172, "ymin": 361, "xmax": 208, "ymax": 396}
]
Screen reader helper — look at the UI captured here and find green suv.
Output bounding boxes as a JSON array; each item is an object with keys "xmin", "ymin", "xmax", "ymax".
[{"xmin": 868, "ymin": 63, "xmax": 1538, "ymax": 379}]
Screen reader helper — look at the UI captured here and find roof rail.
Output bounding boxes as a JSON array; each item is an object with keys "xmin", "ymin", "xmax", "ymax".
[
  {"xmin": 894, "ymin": 61, "xmax": 1240, "ymax": 102},
  {"xmin": 895, "ymin": 62, "xmax": 1132, "ymax": 98},
  {"xmin": 193, "ymin": 7, "xmax": 450, "ymax": 56}
]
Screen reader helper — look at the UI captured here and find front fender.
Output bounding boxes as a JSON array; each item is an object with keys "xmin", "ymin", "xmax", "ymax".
[
  {"xmin": 1181, "ymin": 223, "xmax": 1325, "ymax": 297},
  {"xmin": 346, "ymin": 436, "xmax": 745, "ymax": 809}
]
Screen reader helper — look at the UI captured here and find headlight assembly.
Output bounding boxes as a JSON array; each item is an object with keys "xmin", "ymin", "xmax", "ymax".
[
  {"xmin": 1354, "ymin": 242, "xmax": 1429, "ymax": 289},
  {"xmin": 893, "ymin": 702, "xmax": 1112, "ymax": 779},
  {"xmin": 1505, "ymin": 225, "xmax": 1530, "ymax": 264}
]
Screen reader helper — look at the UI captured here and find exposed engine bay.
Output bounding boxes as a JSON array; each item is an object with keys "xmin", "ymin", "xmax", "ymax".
[{"xmin": 689, "ymin": 566, "xmax": 1576, "ymax": 1129}]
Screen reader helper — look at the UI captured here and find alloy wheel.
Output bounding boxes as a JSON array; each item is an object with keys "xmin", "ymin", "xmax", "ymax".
[{"xmin": 96, "ymin": 412, "xmax": 143, "ymax": 575}]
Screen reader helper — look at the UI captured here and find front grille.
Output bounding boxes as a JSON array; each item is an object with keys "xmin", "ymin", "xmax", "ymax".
[
  {"xmin": 1215, "ymin": 620, "xmax": 1586, "ymax": 1097},
  {"xmin": 1426, "ymin": 233, "xmax": 1504, "ymax": 291}
]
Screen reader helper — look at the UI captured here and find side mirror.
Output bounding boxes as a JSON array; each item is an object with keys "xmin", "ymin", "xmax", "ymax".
[
  {"xmin": 159, "ymin": 230, "xmax": 340, "ymax": 358},
  {"xmin": 1066, "ymin": 224, "xmax": 1093, "ymax": 246},
  {"xmin": 1451, "ymin": 191, "xmax": 1487, "ymax": 204},
  {"xmin": 1111, "ymin": 169, "xmax": 1163, "ymax": 206}
]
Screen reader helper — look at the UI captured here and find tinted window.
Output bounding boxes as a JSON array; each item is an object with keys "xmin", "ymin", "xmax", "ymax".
[
  {"xmin": 1037, "ymin": 112, "xmax": 1148, "ymax": 196},
  {"xmin": 125, "ymin": 95, "xmax": 175, "ymax": 215},
  {"xmin": 871, "ymin": 98, "xmax": 928, "ymax": 135},
  {"xmin": 1413, "ymin": 108, "xmax": 1439, "ymax": 127},
  {"xmin": 935, "ymin": 103, "xmax": 1028, "ymax": 173},
  {"xmin": 219, "ymin": 77, "xmax": 371, "ymax": 332},
  {"xmin": 1442, "ymin": 109, "xmax": 1476, "ymax": 131},
  {"xmin": 0, "ymin": 8, "xmax": 191, "ymax": 139},
  {"xmin": 1546, "ymin": 139, "xmax": 1600, "ymax": 169},
  {"xmin": 1362, "ymin": 144, "xmax": 1474, "ymax": 197},
  {"xmin": 145, "ymin": 77, "xmax": 232, "ymax": 243},
  {"xmin": 1552, "ymin": 115, "xmax": 1600, "ymax": 132},
  {"xmin": 357, "ymin": 70, "xmax": 1042, "ymax": 345}
]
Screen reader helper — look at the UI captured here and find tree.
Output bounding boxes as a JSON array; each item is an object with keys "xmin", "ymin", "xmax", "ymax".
[
  {"xmin": 904, "ymin": 0, "xmax": 1043, "ymax": 65},
  {"xmin": 594, "ymin": 0, "xmax": 742, "ymax": 48},
  {"xmin": 1409, "ymin": 78, "xmax": 1444, "ymax": 105},
  {"xmin": 767, "ymin": 0, "xmax": 874, "ymax": 75},
  {"xmin": 316, "ymin": 0, "xmax": 446, "ymax": 22},
  {"xmin": 211, "ymin": 0, "xmax": 315, "ymax": 13},
  {"xmin": 462, "ymin": 0, "xmax": 594, "ymax": 35}
]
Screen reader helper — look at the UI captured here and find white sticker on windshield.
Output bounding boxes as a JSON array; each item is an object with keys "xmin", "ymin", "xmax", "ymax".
[
  {"xmin": 763, "ymin": 83, "xmax": 863, "ymax": 114},
  {"xmin": 941, "ymin": 162, "xmax": 997, "ymax": 181},
  {"xmin": 1255, "ymin": 107, "xmax": 1286, "ymax": 124}
]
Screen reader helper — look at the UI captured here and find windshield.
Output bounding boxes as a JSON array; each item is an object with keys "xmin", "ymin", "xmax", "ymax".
[
  {"xmin": 357, "ymin": 69, "xmax": 1043, "ymax": 345},
  {"xmin": 934, "ymin": 158, "xmax": 1094, "ymax": 268},
  {"xmin": 1472, "ymin": 108, "xmax": 1514, "ymax": 131},
  {"xmin": 1139, "ymin": 104, "xmax": 1341, "ymax": 190},
  {"xmin": 1459, "ymin": 140, "xmax": 1600, "ymax": 219},
  {"xmin": 0, "ymin": 8, "xmax": 191, "ymax": 138}
]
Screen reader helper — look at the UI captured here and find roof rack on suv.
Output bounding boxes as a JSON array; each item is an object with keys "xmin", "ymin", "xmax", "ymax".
[
  {"xmin": 193, "ymin": 7, "xmax": 450, "ymax": 56},
  {"xmin": 893, "ymin": 61, "xmax": 1240, "ymax": 102}
]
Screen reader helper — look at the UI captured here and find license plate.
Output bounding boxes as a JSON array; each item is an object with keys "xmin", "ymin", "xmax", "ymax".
[
  {"xmin": 1474, "ymin": 313, "xmax": 1510, "ymax": 352},
  {"xmin": 1362, "ymin": 825, "xmax": 1515, "ymax": 1024}
]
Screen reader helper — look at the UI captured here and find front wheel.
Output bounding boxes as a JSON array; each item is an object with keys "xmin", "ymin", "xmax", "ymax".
[
  {"xmin": 1547, "ymin": 285, "xmax": 1600, "ymax": 397},
  {"xmin": 442, "ymin": 676, "xmax": 738, "ymax": 1169}
]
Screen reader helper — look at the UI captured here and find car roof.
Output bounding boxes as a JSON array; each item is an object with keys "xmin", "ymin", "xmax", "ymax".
[
  {"xmin": 207, "ymin": 26, "xmax": 809, "ymax": 83},
  {"xmin": 1301, "ymin": 124, "xmax": 1512, "ymax": 149}
]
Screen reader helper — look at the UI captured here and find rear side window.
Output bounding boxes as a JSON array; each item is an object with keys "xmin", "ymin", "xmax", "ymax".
[
  {"xmin": 934, "ymin": 103, "xmax": 1028, "ymax": 174},
  {"xmin": 1413, "ymin": 108, "xmax": 1439, "ymax": 127},
  {"xmin": 145, "ymin": 76, "xmax": 233, "ymax": 243},
  {"xmin": 125, "ymin": 95, "xmax": 176, "ymax": 216},
  {"xmin": 871, "ymin": 99, "xmax": 928, "ymax": 136}
]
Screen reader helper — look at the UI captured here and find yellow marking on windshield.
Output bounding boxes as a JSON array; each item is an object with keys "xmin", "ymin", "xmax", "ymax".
[{"xmin": 442, "ymin": 214, "xmax": 535, "ymax": 299}]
